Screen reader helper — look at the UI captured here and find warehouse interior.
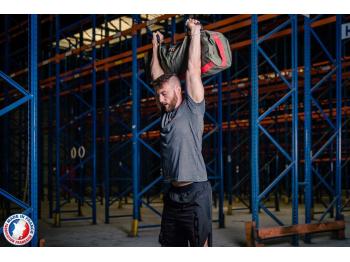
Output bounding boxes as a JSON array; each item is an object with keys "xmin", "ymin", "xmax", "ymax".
[{"xmin": 0, "ymin": 14, "xmax": 350, "ymax": 247}]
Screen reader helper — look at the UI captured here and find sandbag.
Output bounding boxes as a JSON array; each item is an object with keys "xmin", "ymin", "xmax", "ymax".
[{"xmin": 158, "ymin": 30, "xmax": 232, "ymax": 78}]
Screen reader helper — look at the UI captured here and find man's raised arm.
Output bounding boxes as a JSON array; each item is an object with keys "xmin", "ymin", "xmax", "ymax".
[
  {"xmin": 151, "ymin": 31, "xmax": 165, "ymax": 81},
  {"xmin": 186, "ymin": 18, "xmax": 204, "ymax": 103}
]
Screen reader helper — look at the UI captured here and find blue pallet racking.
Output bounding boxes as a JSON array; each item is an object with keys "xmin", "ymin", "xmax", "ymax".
[{"xmin": 0, "ymin": 14, "xmax": 38, "ymax": 246}]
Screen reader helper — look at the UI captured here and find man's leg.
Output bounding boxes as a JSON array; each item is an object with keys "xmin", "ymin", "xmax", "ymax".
[
  {"xmin": 159, "ymin": 191, "xmax": 188, "ymax": 247},
  {"xmin": 186, "ymin": 181, "xmax": 212, "ymax": 247}
]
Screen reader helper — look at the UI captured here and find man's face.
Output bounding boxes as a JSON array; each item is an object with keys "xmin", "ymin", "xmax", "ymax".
[{"xmin": 155, "ymin": 82, "xmax": 178, "ymax": 112}]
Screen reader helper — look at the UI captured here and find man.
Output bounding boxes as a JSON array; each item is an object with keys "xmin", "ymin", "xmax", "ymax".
[{"xmin": 151, "ymin": 18, "xmax": 212, "ymax": 247}]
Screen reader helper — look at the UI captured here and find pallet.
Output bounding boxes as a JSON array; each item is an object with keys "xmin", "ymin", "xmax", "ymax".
[{"xmin": 245, "ymin": 220, "xmax": 345, "ymax": 246}]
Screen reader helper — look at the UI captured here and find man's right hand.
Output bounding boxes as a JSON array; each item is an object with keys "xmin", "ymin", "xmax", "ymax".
[
  {"xmin": 152, "ymin": 31, "xmax": 164, "ymax": 46},
  {"xmin": 186, "ymin": 18, "xmax": 202, "ymax": 35}
]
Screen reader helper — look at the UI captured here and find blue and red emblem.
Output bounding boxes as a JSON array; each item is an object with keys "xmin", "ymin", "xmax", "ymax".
[{"xmin": 3, "ymin": 214, "xmax": 35, "ymax": 246}]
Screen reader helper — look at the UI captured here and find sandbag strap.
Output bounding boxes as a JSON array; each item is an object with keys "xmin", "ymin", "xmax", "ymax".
[{"xmin": 201, "ymin": 33, "xmax": 227, "ymax": 74}]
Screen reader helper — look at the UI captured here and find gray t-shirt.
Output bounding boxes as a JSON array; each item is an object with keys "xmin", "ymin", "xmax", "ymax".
[{"xmin": 160, "ymin": 94, "xmax": 207, "ymax": 182}]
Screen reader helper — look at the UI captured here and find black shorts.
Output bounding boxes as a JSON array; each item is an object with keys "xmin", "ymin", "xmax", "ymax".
[{"xmin": 159, "ymin": 181, "xmax": 212, "ymax": 247}]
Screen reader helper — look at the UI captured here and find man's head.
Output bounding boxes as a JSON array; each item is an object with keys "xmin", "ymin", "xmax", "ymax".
[{"xmin": 152, "ymin": 74, "xmax": 182, "ymax": 112}]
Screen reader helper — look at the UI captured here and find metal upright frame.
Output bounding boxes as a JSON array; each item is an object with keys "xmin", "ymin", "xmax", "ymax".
[
  {"xmin": 1, "ymin": 15, "xmax": 11, "ymax": 219},
  {"xmin": 131, "ymin": 15, "xmax": 140, "ymax": 235},
  {"xmin": 341, "ymin": 18, "xmax": 350, "ymax": 212},
  {"xmin": 218, "ymin": 73, "xmax": 225, "ymax": 228},
  {"xmin": 103, "ymin": 17, "xmax": 134, "ymax": 224},
  {"xmin": 103, "ymin": 15, "xmax": 111, "ymax": 224},
  {"xmin": 54, "ymin": 15, "xmax": 97, "ymax": 226},
  {"xmin": 47, "ymin": 18, "xmax": 54, "ymax": 219},
  {"xmin": 304, "ymin": 15, "xmax": 344, "ymax": 229},
  {"xmin": 226, "ymin": 49, "xmax": 252, "ymax": 215},
  {"xmin": 202, "ymin": 73, "xmax": 225, "ymax": 228},
  {"xmin": 0, "ymin": 14, "xmax": 38, "ymax": 247},
  {"xmin": 130, "ymin": 15, "xmax": 164, "ymax": 236},
  {"xmin": 250, "ymin": 14, "xmax": 299, "ymax": 245}
]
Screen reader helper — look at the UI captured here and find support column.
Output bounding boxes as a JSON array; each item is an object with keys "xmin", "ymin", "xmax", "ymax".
[{"xmin": 30, "ymin": 14, "xmax": 39, "ymax": 247}]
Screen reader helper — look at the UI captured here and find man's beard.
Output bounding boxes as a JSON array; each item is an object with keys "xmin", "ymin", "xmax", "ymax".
[{"xmin": 161, "ymin": 94, "xmax": 178, "ymax": 112}]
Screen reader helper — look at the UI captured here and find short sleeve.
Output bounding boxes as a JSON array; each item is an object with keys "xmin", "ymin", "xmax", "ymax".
[{"xmin": 185, "ymin": 94, "xmax": 205, "ymax": 115}]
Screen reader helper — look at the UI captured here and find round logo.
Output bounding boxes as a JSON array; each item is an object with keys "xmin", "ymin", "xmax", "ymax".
[{"xmin": 3, "ymin": 214, "xmax": 35, "ymax": 246}]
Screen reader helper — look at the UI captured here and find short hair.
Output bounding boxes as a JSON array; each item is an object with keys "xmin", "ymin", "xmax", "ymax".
[{"xmin": 151, "ymin": 73, "xmax": 180, "ymax": 89}]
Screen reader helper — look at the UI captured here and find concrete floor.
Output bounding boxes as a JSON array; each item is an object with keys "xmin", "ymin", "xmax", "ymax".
[{"xmin": 38, "ymin": 198, "xmax": 350, "ymax": 247}]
